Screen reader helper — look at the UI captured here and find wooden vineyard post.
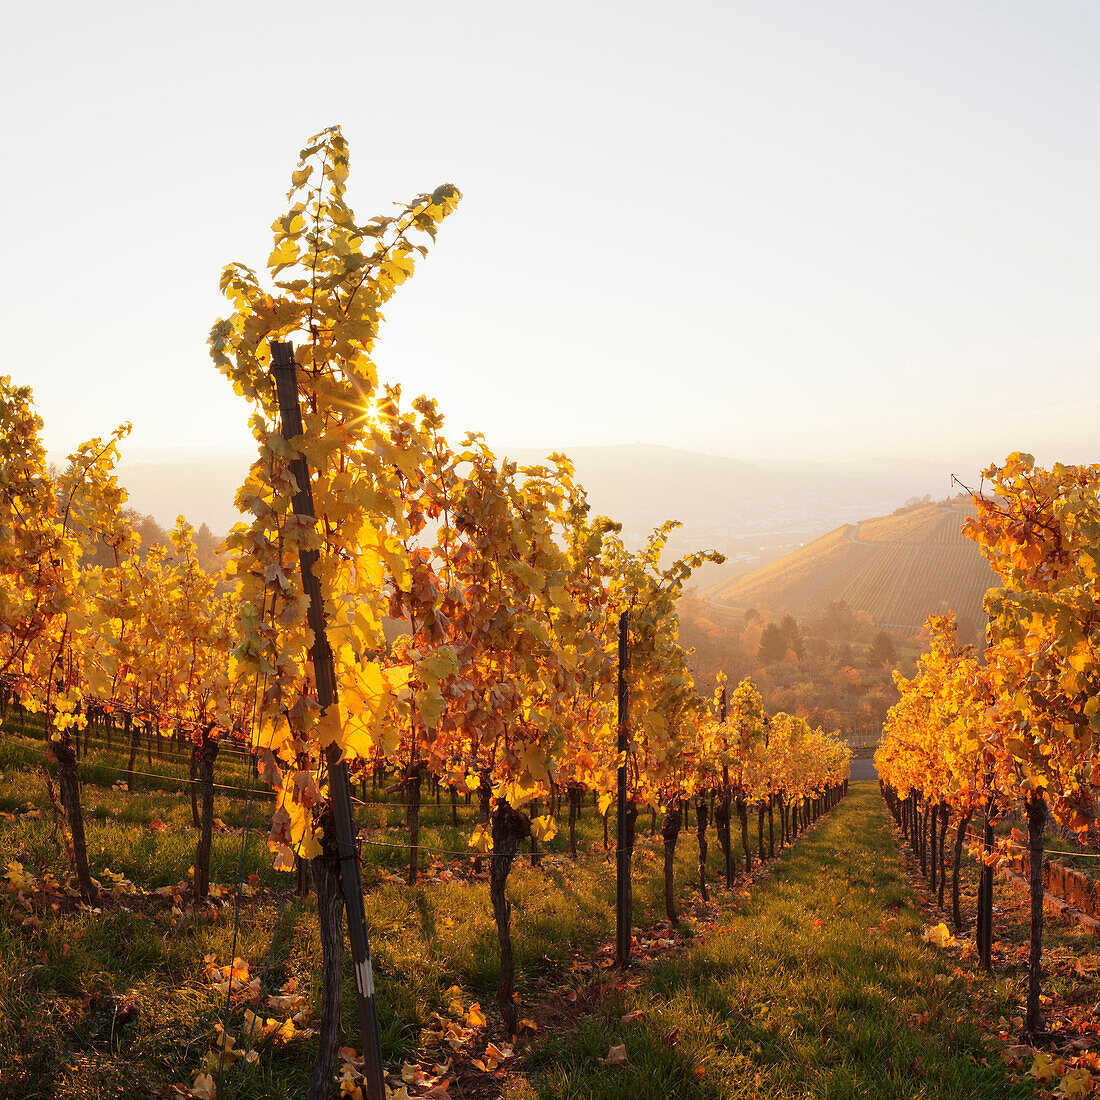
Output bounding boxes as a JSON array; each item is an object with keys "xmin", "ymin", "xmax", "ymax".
[
  {"xmin": 981, "ymin": 840, "xmax": 990, "ymax": 963},
  {"xmin": 978, "ymin": 799, "xmax": 995, "ymax": 972},
  {"xmin": 975, "ymin": 615, "xmax": 995, "ymax": 973},
  {"xmin": 271, "ymin": 341, "xmax": 386, "ymax": 1100},
  {"xmin": 615, "ymin": 611, "xmax": 632, "ymax": 967},
  {"xmin": 718, "ymin": 686, "xmax": 734, "ymax": 886}
]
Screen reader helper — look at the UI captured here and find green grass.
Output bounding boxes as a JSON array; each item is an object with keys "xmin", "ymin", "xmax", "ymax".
[
  {"xmin": 0, "ymin": 724, "xmax": 734, "ymax": 1099},
  {"xmin": 1023, "ymin": 827, "xmax": 1100, "ymax": 880},
  {"xmin": 0, "ymin": 723, "xmax": 1039, "ymax": 1100},
  {"xmin": 515, "ymin": 782, "xmax": 1036, "ymax": 1100}
]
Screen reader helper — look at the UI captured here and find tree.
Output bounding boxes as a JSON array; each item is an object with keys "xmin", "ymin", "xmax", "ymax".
[
  {"xmin": 866, "ymin": 630, "xmax": 897, "ymax": 669},
  {"xmin": 757, "ymin": 623, "xmax": 786, "ymax": 664},
  {"xmin": 194, "ymin": 522, "xmax": 220, "ymax": 568},
  {"xmin": 726, "ymin": 677, "xmax": 766, "ymax": 871},
  {"xmin": 834, "ymin": 666, "xmax": 862, "ymax": 694},
  {"xmin": 816, "ymin": 600, "xmax": 856, "ymax": 640},
  {"xmin": 881, "ymin": 455, "xmax": 1100, "ymax": 1036},
  {"xmin": 134, "ymin": 513, "xmax": 168, "ymax": 552},
  {"xmin": 877, "ymin": 616, "xmax": 989, "ymax": 926},
  {"xmin": 778, "ymin": 615, "xmax": 804, "ymax": 660}
]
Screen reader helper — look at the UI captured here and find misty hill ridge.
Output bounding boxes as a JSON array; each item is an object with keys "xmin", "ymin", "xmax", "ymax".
[
  {"xmin": 706, "ymin": 500, "xmax": 997, "ymax": 631},
  {"xmin": 505, "ymin": 443, "xmax": 935, "ymax": 518},
  {"xmin": 116, "ymin": 442, "xmax": 944, "ymax": 541}
]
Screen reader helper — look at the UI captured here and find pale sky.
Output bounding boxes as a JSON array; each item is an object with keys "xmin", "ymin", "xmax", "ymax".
[{"xmin": 4, "ymin": 1, "xmax": 1098, "ymax": 471}]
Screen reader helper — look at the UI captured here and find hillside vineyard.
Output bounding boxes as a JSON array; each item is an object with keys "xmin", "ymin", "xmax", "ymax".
[{"xmin": 709, "ymin": 500, "xmax": 996, "ymax": 633}]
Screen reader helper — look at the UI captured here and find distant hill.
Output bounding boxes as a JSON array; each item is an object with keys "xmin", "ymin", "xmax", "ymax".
[
  {"xmin": 118, "ymin": 451, "xmax": 251, "ymax": 536},
  {"xmin": 505, "ymin": 443, "xmax": 940, "ymax": 522},
  {"xmin": 706, "ymin": 500, "xmax": 997, "ymax": 632},
  {"xmin": 112, "ymin": 443, "xmax": 947, "ymax": 556},
  {"xmin": 504, "ymin": 444, "xmax": 947, "ymax": 588}
]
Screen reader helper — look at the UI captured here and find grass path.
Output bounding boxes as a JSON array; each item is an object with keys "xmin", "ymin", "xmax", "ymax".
[{"xmin": 515, "ymin": 782, "xmax": 1036, "ymax": 1100}]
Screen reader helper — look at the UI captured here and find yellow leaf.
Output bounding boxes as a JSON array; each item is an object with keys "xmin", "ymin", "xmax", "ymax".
[
  {"xmin": 383, "ymin": 665, "xmax": 413, "ymax": 692},
  {"xmin": 1056, "ymin": 1069, "xmax": 1091, "ymax": 1098},
  {"xmin": 1068, "ymin": 644, "xmax": 1091, "ymax": 673},
  {"xmin": 419, "ymin": 685, "xmax": 446, "ymax": 729},
  {"xmin": 315, "ymin": 708, "xmax": 344, "ymax": 748},
  {"xmin": 272, "ymin": 844, "xmax": 296, "ymax": 873},
  {"xmin": 548, "ymin": 585, "xmax": 571, "ymax": 608},
  {"xmin": 267, "ymin": 239, "xmax": 299, "ymax": 270},
  {"xmin": 921, "ymin": 923, "xmax": 956, "ymax": 949},
  {"xmin": 1029, "ymin": 1051, "xmax": 1058, "ymax": 1081},
  {"xmin": 273, "ymin": 1018, "xmax": 296, "ymax": 1043},
  {"xmin": 469, "ymin": 823, "xmax": 493, "ymax": 854},
  {"xmin": 298, "ymin": 829, "xmax": 323, "ymax": 861},
  {"xmin": 5, "ymin": 861, "xmax": 36, "ymax": 891},
  {"xmin": 420, "ymin": 648, "xmax": 458, "ymax": 681},
  {"xmin": 467, "ymin": 1002, "xmax": 486, "ymax": 1027}
]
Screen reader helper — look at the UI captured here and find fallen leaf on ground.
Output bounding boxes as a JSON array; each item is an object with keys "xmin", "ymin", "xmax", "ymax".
[
  {"xmin": 598, "ymin": 1044, "xmax": 628, "ymax": 1066},
  {"xmin": 191, "ymin": 1074, "xmax": 216, "ymax": 1099},
  {"xmin": 921, "ymin": 923, "xmax": 956, "ymax": 949},
  {"xmin": 1029, "ymin": 1051, "xmax": 1059, "ymax": 1082}
]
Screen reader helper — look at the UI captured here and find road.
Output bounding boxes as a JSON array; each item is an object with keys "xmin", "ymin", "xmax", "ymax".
[{"xmin": 850, "ymin": 757, "xmax": 878, "ymax": 781}]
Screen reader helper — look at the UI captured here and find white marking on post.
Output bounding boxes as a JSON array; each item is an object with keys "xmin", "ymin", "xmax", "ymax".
[{"xmin": 356, "ymin": 957, "xmax": 375, "ymax": 998}]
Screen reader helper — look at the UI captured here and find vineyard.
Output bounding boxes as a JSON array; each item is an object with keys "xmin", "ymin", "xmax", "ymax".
[
  {"xmin": 0, "ymin": 130, "xmax": 852, "ymax": 1100},
  {"xmin": 875, "ymin": 456, "xmax": 1100, "ymax": 1095},
  {"xmin": 707, "ymin": 502, "xmax": 997, "ymax": 631},
  {"xmin": 5, "ymin": 126, "xmax": 1100, "ymax": 1100}
]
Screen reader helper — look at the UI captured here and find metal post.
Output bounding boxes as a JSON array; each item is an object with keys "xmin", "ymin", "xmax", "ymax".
[
  {"xmin": 615, "ymin": 611, "xmax": 631, "ymax": 967},
  {"xmin": 270, "ymin": 341, "xmax": 386, "ymax": 1100}
]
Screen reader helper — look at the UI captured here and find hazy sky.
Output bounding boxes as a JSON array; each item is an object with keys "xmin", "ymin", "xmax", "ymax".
[{"xmin": 5, "ymin": 1, "xmax": 1098, "ymax": 471}]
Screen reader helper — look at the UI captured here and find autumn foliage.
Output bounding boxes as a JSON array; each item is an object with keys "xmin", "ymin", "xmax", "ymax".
[
  {"xmin": 877, "ymin": 453, "xmax": 1100, "ymax": 1036},
  {"xmin": 0, "ymin": 128, "xmax": 853, "ymax": 1095}
]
